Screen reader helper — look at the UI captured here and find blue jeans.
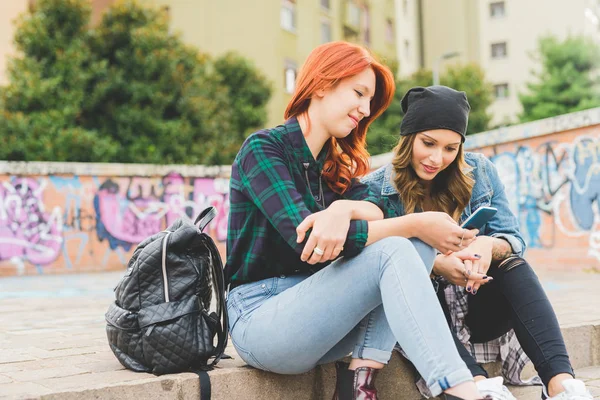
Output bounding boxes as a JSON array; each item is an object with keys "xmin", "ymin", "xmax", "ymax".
[{"xmin": 227, "ymin": 237, "xmax": 473, "ymax": 396}]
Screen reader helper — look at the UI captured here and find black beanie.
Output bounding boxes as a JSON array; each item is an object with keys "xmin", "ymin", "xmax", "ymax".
[{"xmin": 400, "ymin": 85, "xmax": 471, "ymax": 142}]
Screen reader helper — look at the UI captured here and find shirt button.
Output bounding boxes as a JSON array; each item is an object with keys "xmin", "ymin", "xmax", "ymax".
[
  {"xmin": 280, "ymin": 275, "xmax": 286, "ymax": 279},
  {"xmin": 261, "ymin": 284, "xmax": 266, "ymax": 288}
]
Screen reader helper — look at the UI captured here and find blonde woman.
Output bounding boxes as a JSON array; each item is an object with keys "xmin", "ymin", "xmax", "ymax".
[{"xmin": 362, "ymin": 86, "xmax": 592, "ymax": 400}]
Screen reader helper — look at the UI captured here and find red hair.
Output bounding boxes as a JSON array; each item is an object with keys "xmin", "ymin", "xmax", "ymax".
[{"xmin": 284, "ymin": 41, "xmax": 395, "ymax": 194}]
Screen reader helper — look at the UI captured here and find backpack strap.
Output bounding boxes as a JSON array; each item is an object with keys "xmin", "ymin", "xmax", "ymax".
[
  {"xmin": 204, "ymin": 234, "xmax": 228, "ymax": 366},
  {"xmin": 194, "ymin": 206, "xmax": 228, "ymax": 365},
  {"xmin": 191, "ymin": 369, "xmax": 212, "ymax": 400},
  {"xmin": 195, "ymin": 207, "xmax": 217, "ymax": 232}
]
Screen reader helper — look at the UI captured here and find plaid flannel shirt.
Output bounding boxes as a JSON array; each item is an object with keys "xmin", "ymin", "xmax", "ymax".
[{"xmin": 225, "ymin": 116, "xmax": 380, "ymax": 288}]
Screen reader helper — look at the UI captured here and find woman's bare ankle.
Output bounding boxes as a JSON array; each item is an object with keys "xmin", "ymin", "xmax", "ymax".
[
  {"xmin": 444, "ymin": 381, "xmax": 484, "ymax": 400},
  {"xmin": 348, "ymin": 358, "xmax": 385, "ymax": 370},
  {"xmin": 547, "ymin": 373, "xmax": 575, "ymax": 397}
]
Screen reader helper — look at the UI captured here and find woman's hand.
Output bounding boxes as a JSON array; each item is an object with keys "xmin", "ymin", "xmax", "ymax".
[
  {"xmin": 296, "ymin": 207, "xmax": 351, "ymax": 265},
  {"xmin": 433, "ymin": 250, "xmax": 492, "ymax": 287},
  {"xmin": 463, "ymin": 236, "xmax": 495, "ymax": 294},
  {"xmin": 411, "ymin": 212, "xmax": 478, "ymax": 255}
]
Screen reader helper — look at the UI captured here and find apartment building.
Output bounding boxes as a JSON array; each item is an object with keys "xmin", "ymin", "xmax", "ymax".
[
  {"xmin": 0, "ymin": 0, "xmax": 397, "ymax": 128},
  {"xmin": 136, "ymin": 0, "xmax": 398, "ymax": 128},
  {"xmin": 395, "ymin": 0, "xmax": 422, "ymax": 77},
  {"xmin": 0, "ymin": 1, "xmax": 30, "ymax": 85},
  {"xmin": 420, "ymin": 0, "xmax": 600, "ymax": 126}
]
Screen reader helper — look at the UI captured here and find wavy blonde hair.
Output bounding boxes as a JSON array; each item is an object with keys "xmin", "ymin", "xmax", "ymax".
[{"xmin": 391, "ymin": 134, "xmax": 475, "ymax": 221}]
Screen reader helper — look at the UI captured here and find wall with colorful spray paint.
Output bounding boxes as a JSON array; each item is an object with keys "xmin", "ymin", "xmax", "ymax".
[
  {"xmin": 372, "ymin": 107, "xmax": 600, "ymax": 272},
  {"xmin": 466, "ymin": 110, "xmax": 600, "ymax": 272},
  {"xmin": 0, "ymin": 163, "xmax": 230, "ymax": 276},
  {"xmin": 2, "ymin": 107, "xmax": 599, "ymax": 276}
]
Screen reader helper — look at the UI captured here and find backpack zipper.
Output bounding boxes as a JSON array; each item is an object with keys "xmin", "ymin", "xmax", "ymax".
[{"xmin": 161, "ymin": 232, "xmax": 172, "ymax": 302}]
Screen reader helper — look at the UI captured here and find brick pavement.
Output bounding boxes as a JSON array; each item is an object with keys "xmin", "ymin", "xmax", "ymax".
[{"xmin": 1, "ymin": 270, "xmax": 600, "ymax": 399}]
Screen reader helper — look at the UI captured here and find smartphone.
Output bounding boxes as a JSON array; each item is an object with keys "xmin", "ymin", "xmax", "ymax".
[{"xmin": 460, "ymin": 206, "xmax": 497, "ymax": 230}]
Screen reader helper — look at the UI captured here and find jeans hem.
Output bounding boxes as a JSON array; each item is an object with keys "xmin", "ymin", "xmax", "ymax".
[
  {"xmin": 352, "ymin": 345, "xmax": 392, "ymax": 364},
  {"xmin": 537, "ymin": 359, "xmax": 574, "ymax": 388},
  {"xmin": 427, "ymin": 368, "xmax": 474, "ymax": 397}
]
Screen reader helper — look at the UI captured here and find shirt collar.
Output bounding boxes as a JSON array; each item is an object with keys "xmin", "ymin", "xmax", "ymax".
[
  {"xmin": 284, "ymin": 116, "xmax": 328, "ymax": 170},
  {"xmin": 381, "ymin": 164, "xmax": 398, "ymax": 196}
]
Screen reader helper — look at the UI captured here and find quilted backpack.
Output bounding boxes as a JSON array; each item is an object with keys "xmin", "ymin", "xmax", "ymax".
[{"xmin": 105, "ymin": 206, "xmax": 228, "ymax": 398}]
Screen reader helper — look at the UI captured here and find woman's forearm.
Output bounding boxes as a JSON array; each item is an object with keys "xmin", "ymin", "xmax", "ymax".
[
  {"xmin": 365, "ymin": 214, "xmax": 417, "ymax": 246},
  {"xmin": 491, "ymin": 237, "xmax": 513, "ymax": 261},
  {"xmin": 329, "ymin": 200, "xmax": 384, "ymax": 221}
]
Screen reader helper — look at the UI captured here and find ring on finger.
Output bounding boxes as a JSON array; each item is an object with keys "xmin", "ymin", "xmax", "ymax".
[{"xmin": 313, "ymin": 247, "xmax": 324, "ymax": 256}]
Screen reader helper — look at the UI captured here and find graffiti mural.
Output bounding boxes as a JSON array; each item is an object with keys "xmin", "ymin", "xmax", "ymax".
[
  {"xmin": 0, "ymin": 178, "xmax": 64, "ymax": 274},
  {"xmin": 481, "ymin": 134, "xmax": 600, "ymax": 265},
  {"xmin": 0, "ymin": 172, "xmax": 229, "ymax": 276}
]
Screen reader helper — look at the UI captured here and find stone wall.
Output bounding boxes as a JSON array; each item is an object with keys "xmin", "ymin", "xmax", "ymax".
[
  {"xmin": 2, "ymin": 107, "xmax": 599, "ymax": 276},
  {"xmin": 0, "ymin": 163, "xmax": 230, "ymax": 276},
  {"xmin": 373, "ymin": 107, "xmax": 600, "ymax": 272}
]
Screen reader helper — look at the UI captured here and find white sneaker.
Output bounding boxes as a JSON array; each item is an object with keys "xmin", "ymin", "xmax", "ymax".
[
  {"xmin": 544, "ymin": 379, "xmax": 592, "ymax": 400},
  {"xmin": 476, "ymin": 377, "xmax": 517, "ymax": 400}
]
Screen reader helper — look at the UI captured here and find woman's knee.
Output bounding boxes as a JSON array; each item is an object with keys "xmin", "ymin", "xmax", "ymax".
[
  {"xmin": 370, "ymin": 236, "xmax": 416, "ymax": 256},
  {"xmin": 409, "ymin": 237, "xmax": 436, "ymax": 273}
]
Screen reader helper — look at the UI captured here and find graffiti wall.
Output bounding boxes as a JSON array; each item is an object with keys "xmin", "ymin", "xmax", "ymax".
[
  {"xmin": 2, "ymin": 108, "xmax": 600, "ymax": 276},
  {"xmin": 0, "ymin": 166, "xmax": 229, "ymax": 276},
  {"xmin": 466, "ymin": 109, "xmax": 600, "ymax": 272}
]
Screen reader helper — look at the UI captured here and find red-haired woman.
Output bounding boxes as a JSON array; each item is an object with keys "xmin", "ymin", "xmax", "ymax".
[{"xmin": 225, "ymin": 41, "xmax": 490, "ymax": 400}]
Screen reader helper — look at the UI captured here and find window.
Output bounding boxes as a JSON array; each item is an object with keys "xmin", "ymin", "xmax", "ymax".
[
  {"xmin": 321, "ymin": 0, "xmax": 330, "ymax": 10},
  {"xmin": 362, "ymin": 4, "xmax": 371, "ymax": 45},
  {"xmin": 494, "ymin": 83, "xmax": 509, "ymax": 99},
  {"xmin": 321, "ymin": 20, "xmax": 332, "ymax": 43},
  {"xmin": 281, "ymin": 0, "xmax": 296, "ymax": 32},
  {"xmin": 491, "ymin": 42, "xmax": 507, "ymax": 59},
  {"xmin": 489, "ymin": 2, "xmax": 505, "ymax": 18},
  {"xmin": 284, "ymin": 61, "xmax": 297, "ymax": 94},
  {"xmin": 386, "ymin": 19, "xmax": 394, "ymax": 43},
  {"xmin": 347, "ymin": 1, "xmax": 361, "ymax": 29}
]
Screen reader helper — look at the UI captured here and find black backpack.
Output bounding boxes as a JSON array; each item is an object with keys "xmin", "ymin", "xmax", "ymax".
[{"xmin": 105, "ymin": 207, "xmax": 228, "ymax": 399}]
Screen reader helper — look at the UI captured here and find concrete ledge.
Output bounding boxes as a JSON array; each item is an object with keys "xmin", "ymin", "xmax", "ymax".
[
  {"xmin": 0, "ymin": 161, "xmax": 231, "ymax": 178},
  {"xmin": 20, "ymin": 322, "xmax": 600, "ymax": 400}
]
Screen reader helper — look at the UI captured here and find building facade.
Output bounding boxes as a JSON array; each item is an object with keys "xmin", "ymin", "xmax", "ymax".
[
  {"xmin": 0, "ymin": 1, "xmax": 29, "ymax": 85},
  {"xmin": 139, "ymin": 0, "xmax": 398, "ymax": 128},
  {"xmin": 0, "ymin": 0, "xmax": 397, "ymax": 129},
  {"xmin": 419, "ymin": 0, "xmax": 600, "ymax": 126}
]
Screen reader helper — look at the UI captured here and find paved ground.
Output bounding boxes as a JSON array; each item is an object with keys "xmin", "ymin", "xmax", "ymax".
[{"xmin": 1, "ymin": 270, "xmax": 600, "ymax": 399}]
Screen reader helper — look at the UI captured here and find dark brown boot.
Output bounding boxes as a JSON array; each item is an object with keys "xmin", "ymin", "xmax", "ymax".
[{"xmin": 332, "ymin": 361, "xmax": 379, "ymax": 400}]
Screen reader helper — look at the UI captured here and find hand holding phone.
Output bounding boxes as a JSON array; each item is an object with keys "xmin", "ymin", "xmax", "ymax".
[{"xmin": 460, "ymin": 206, "xmax": 498, "ymax": 230}]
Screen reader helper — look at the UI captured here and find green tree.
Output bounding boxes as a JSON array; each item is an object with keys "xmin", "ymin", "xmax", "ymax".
[
  {"xmin": 519, "ymin": 35, "xmax": 600, "ymax": 123},
  {"xmin": 0, "ymin": 0, "xmax": 271, "ymax": 165},
  {"xmin": 211, "ymin": 53, "xmax": 272, "ymax": 164},
  {"xmin": 367, "ymin": 65, "xmax": 493, "ymax": 156},
  {"xmin": 0, "ymin": 0, "xmax": 118, "ymax": 161}
]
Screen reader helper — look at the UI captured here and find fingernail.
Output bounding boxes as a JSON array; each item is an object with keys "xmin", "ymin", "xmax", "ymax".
[
  {"xmin": 467, "ymin": 286, "xmax": 471, "ymax": 291},
  {"xmin": 474, "ymin": 254, "xmax": 481, "ymax": 259},
  {"xmin": 482, "ymin": 275, "xmax": 488, "ymax": 279},
  {"xmin": 466, "ymin": 270, "xmax": 471, "ymax": 275},
  {"xmin": 487, "ymin": 277, "xmax": 494, "ymax": 280},
  {"xmin": 473, "ymin": 289, "xmax": 477, "ymax": 294}
]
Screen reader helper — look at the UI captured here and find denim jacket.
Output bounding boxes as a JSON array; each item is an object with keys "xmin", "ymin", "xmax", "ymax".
[{"xmin": 362, "ymin": 152, "xmax": 526, "ymax": 256}]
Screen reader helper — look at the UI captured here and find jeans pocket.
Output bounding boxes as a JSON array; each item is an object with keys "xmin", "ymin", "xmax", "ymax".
[{"xmin": 233, "ymin": 278, "xmax": 277, "ymax": 320}]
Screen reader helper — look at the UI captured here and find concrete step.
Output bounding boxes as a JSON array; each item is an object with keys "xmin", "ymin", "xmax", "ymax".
[{"xmin": 23, "ymin": 323, "xmax": 600, "ymax": 400}]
